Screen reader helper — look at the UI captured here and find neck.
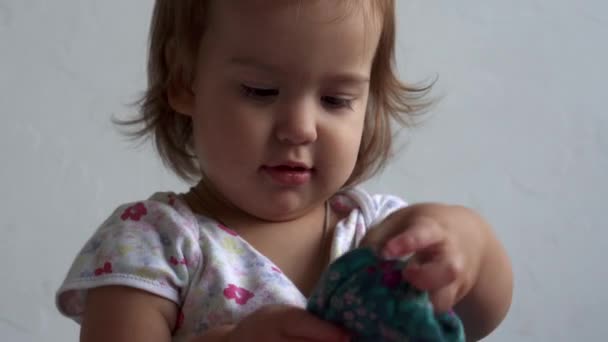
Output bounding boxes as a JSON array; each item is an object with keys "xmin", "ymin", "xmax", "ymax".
[
  {"xmin": 182, "ymin": 179, "xmax": 330, "ymax": 236},
  {"xmin": 183, "ymin": 179, "xmax": 246, "ymax": 225}
]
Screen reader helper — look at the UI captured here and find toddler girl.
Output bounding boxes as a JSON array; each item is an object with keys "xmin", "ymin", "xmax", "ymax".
[{"xmin": 56, "ymin": 1, "xmax": 513, "ymax": 341}]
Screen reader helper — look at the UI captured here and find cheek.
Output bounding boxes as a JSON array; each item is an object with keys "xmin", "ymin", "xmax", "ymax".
[
  {"xmin": 327, "ymin": 114, "xmax": 365, "ymax": 170},
  {"xmin": 191, "ymin": 102, "xmax": 268, "ymax": 165},
  {"xmin": 343, "ymin": 112, "xmax": 367, "ymax": 172},
  {"xmin": 349, "ymin": 109, "xmax": 367, "ymax": 152},
  {"xmin": 192, "ymin": 85, "xmax": 239, "ymax": 140}
]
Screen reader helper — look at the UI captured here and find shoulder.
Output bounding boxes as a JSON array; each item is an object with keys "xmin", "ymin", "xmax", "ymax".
[
  {"xmin": 333, "ymin": 187, "xmax": 408, "ymax": 227},
  {"xmin": 56, "ymin": 192, "xmax": 205, "ymax": 321},
  {"xmin": 100, "ymin": 192, "xmax": 201, "ymax": 240}
]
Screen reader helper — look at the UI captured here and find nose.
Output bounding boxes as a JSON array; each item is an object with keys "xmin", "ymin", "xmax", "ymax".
[{"xmin": 275, "ymin": 99, "xmax": 318, "ymax": 145}]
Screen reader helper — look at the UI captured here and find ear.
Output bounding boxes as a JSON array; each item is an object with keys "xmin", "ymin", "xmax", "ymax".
[{"xmin": 168, "ymin": 81, "xmax": 196, "ymax": 117}]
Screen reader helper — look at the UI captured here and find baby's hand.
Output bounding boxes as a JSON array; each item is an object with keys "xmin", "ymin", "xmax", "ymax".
[
  {"xmin": 214, "ymin": 305, "xmax": 349, "ymax": 342},
  {"xmin": 360, "ymin": 204, "xmax": 487, "ymax": 313}
]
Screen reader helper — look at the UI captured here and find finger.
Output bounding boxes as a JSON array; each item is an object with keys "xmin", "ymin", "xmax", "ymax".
[
  {"xmin": 359, "ymin": 204, "xmax": 449, "ymax": 250},
  {"xmin": 404, "ymin": 250, "xmax": 463, "ymax": 291},
  {"xmin": 429, "ymin": 284, "xmax": 460, "ymax": 313},
  {"xmin": 359, "ymin": 208, "xmax": 413, "ymax": 250},
  {"xmin": 382, "ymin": 217, "xmax": 445, "ymax": 259},
  {"xmin": 280, "ymin": 307, "xmax": 349, "ymax": 341}
]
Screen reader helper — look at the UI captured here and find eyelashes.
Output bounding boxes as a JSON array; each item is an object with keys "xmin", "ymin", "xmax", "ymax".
[
  {"xmin": 240, "ymin": 85, "xmax": 278, "ymax": 98},
  {"xmin": 320, "ymin": 96, "xmax": 353, "ymax": 110},
  {"xmin": 240, "ymin": 85, "xmax": 354, "ymax": 110}
]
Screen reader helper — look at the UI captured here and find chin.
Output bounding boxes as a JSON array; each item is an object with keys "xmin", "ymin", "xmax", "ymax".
[{"xmin": 250, "ymin": 193, "xmax": 315, "ymax": 221}]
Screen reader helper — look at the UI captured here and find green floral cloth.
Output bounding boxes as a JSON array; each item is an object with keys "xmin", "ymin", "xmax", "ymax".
[{"xmin": 307, "ymin": 248, "xmax": 465, "ymax": 342}]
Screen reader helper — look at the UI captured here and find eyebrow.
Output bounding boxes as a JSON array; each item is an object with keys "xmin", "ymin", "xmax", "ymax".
[
  {"xmin": 228, "ymin": 57, "xmax": 370, "ymax": 85},
  {"xmin": 324, "ymin": 73, "xmax": 370, "ymax": 86},
  {"xmin": 229, "ymin": 57, "xmax": 281, "ymax": 74}
]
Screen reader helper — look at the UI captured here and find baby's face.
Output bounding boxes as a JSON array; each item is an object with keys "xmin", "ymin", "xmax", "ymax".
[{"xmin": 172, "ymin": 0, "xmax": 382, "ymax": 221}]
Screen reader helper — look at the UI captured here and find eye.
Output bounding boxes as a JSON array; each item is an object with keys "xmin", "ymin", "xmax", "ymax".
[
  {"xmin": 240, "ymin": 85, "xmax": 279, "ymax": 98},
  {"xmin": 321, "ymin": 96, "xmax": 354, "ymax": 110}
]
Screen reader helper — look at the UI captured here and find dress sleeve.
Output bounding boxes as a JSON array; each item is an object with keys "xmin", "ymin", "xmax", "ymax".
[
  {"xmin": 344, "ymin": 188, "xmax": 408, "ymax": 228},
  {"xmin": 369, "ymin": 193, "xmax": 408, "ymax": 226},
  {"xmin": 56, "ymin": 194, "xmax": 202, "ymax": 323}
]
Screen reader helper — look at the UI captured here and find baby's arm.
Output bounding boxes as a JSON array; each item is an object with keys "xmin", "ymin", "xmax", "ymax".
[
  {"xmin": 454, "ymin": 217, "xmax": 513, "ymax": 341},
  {"xmin": 80, "ymin": 286, "xmax": 178, "ymax": 342},
  {"xmin": 364, "ymin": 203, "xmax": 513, "ymax": 341}
]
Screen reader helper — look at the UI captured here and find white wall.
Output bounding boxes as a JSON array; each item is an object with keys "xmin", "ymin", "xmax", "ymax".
[{"xmin": 1, "ymin": 1, "xmax": 606, "ymax": 341}]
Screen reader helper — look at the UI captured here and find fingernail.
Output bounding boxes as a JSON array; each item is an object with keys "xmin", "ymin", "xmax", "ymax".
[
  {"xmin": 382, "ymin": 248, "xmax": 396, "ymax": 259},
  {"xmin": 383, "ymin": 247, "xmax": 415, "ymax": 261},
  {"xmin": 399, "ymin": 252, "xmax": 415, "ymax": 262},
  {"xmin": 381, "ymin": 241, "xmax": 398, "ymax": 259}
]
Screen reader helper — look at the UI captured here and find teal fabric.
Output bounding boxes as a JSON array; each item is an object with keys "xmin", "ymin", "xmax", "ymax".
[{"xmin": 307, "ymin": 248, "xmax": 465, "ymax": 342}]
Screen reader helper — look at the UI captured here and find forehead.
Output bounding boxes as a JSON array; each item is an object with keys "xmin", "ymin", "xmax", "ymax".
[
  {"xmin": 211, "ymin": 0, "xmax": 381, "ymax": 23},
  {"xmin": 202, "ymin": 0, "xmax": 383, "ymax": 77}
]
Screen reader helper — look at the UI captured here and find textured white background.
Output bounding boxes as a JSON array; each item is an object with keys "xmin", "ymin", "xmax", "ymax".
[{"xmin": 1, "ymin": 1, "xmax": 607, "ymax": 341}]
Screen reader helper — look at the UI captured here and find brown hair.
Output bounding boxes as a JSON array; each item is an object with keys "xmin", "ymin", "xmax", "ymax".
[{"xmin": 120, "ymin": 0, "xmax": 432, "ymax": 185}]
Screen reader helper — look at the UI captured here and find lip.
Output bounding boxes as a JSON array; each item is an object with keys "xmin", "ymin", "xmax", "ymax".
[
  {"xmin": 266, "ymin": 161, "xmax": 312, "ymax": 169},
  {"xmin": 262, "ymin": 162, "xmax": 314, "ymax": 186}
]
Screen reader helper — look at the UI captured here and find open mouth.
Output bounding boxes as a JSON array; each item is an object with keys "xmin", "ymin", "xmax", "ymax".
[
  {"xmin": 272, "ymin": 165, "xmax": 311, "ymax": 172},
  {"xmin": 262, "ymin": 164, "xmax": 313, "ymax": 186}
]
